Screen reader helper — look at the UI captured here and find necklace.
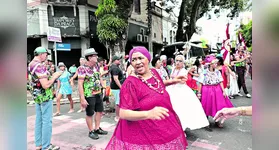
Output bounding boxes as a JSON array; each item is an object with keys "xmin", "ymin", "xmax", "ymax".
[
  {"xmin": 136, "ymin": 70, "xmax": 164, "ymax": 94},
  {"xmin": 171, "ymin": 68, "xmax": 181, "ymax": 79}
]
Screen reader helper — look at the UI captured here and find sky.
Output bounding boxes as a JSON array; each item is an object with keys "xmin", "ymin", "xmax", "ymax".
[{"xmin": 193, "ymin": 8, "xmax": 252, "ymax": 48}]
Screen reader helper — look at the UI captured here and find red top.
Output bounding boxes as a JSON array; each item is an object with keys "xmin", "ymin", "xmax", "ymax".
[
  {"xmin": 221, "ymin": 66, "xmax": 228, "ymax": 88},
  {"xmin": 104, "ymin": 65, "xmax": 109, "ymax": 71}
]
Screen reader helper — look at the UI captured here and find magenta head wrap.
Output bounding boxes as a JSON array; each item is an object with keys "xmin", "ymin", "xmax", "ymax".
[
  {"xmin": 129, "ymin": 46, "xmax": 151, "ymax": 62},
  {"xmin": 204, "ymin": 55, "xmax": 218, "ymax": 64}
]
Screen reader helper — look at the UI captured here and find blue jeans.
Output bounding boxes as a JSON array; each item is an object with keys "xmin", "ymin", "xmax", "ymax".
[{"xmin": 35, "ymin": 100, "xmax": 53, "ymax": 149}]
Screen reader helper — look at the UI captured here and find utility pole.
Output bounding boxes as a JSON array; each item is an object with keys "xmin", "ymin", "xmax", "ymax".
[
  {"xmin": 54, "ymin": 41, "xmax": 57, "ymax": 67},
  {"xmin": 147, "ymin": 0, "xmax": 153, "ymax": 57}
]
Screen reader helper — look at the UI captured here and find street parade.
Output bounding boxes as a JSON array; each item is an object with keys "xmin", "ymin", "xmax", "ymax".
[{"xmin": 27, "ymin": 0, "xmax": 252, "ymax": 149}]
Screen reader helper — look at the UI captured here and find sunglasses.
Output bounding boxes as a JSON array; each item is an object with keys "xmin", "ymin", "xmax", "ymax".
[{"xmin": 175, "ymin": 60, "xmax": 183, "ymax": 62}]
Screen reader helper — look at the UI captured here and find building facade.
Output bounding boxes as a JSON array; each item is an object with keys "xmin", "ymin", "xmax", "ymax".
[
  {"xmin": 125, "ymin": 0, "xmax": 149, "ymax": 54},
  {"xmin": 27, "ymin": 0, "xmax": 171, "ymax": 65},
  {"xmin": 27, "ymin": 0, "xmax": 106, "ymax": 67},
  {"xmin": 151, "ymin": 5, "xmax": 164, "ymax": 55},
  {"xmin": 162, "ymin": 10, "xmax": 177, "ymax": 45}
]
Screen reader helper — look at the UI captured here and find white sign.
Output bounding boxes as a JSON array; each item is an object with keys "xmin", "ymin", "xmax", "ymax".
[{"xmin": 47, "ymin": 26, "xmax": 62, "ymax": 42}]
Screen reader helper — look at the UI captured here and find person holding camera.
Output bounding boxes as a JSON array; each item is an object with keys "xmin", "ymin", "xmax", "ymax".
[{"xmin": 28, "ymin": 47, "xmax": 62, "ymax": 150}]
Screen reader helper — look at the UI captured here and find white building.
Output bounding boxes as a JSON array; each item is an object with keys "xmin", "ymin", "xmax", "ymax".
[{"xmin": 162, "ymin": 10, "xmax": 177, "ymax": 45}]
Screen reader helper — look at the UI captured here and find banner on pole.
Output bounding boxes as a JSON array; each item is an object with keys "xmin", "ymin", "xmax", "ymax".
[
  {"xmin": 237, "ymin": 32, "xmax": 247, "ymax": 50},
  {"xmin": 221, "ymin": 23, "xmax": 231, "ymax": 65},
  {"xmin": 47, "ymin": 27, "xmax": 62, "ymax": 42}
]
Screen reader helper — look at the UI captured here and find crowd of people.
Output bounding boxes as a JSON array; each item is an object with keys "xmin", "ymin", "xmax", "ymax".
[{"xmin": 27, "ymin": 45, "xmax": 252, "ymax": 150}]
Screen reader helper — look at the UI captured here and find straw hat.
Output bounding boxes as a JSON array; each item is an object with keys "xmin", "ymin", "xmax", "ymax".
[{"xmin": 58, "ymin": 62, "xmax": 66, "ymax": 67}]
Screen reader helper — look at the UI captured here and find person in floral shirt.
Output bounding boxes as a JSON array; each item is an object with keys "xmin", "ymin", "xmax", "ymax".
[
  {"xmin": 28, "ymin": 47, "xmax": 62, "ymax": 150},
  {"xmin": 78, "ymin": 48, "xmax": 108, "ymax": 140}
]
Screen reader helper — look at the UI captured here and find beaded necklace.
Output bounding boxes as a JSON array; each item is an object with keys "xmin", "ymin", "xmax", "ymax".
[{"xmin": 136, "ymin": 70, "xmax": 164, "ymax": 94}]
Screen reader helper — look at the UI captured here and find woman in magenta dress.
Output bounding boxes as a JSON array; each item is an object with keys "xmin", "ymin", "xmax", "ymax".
[
  {"xmin": 197, "ymin": 55, "xmax": 234, "ymax": 128},
  {"xmin": 106, "ymin": 47, "xmax": 188, "ymax": 150}
]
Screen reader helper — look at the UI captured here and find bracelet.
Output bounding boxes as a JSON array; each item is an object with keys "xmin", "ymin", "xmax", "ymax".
[{"xmin": 239, "ymin": 107, "xmax": 246, "ymax": 116}]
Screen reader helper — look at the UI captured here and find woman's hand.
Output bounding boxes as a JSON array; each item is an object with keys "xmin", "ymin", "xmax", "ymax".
[
  {"xmin": 197, "ymin": 93, "xmax": 201, "ymax": 100},
  {"xmin": 223, "ymin": 91, "xmax": 227, "ymax": 98},
  {"xmin": 147, "ymin": 106, "xmax": 169, "ymax": 120},
  {"xmin": 174, "ymin": 75, "xmax": 187, "ymax": 84},
  {"xmin": 70, "ymin": 80, "xmax": 74, "ymax": 87},
  {"xmin": 227, "ymin": 84, "xmax": 230, "ymax": 89},
  {"xmin": 193, "ymin": 74, "xmax": 200, "ymax": 77}
]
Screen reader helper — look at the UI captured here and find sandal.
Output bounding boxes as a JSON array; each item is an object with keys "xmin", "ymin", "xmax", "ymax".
[
  {"xmin": 36, "ymin": 146, "xmax": 42, "ymax": 150},
  {"xmin": 204, "ymin": 126, "xmax": 213, "ymax": 132},
  {"xmin": 53, "ymin": 112, "xmax": 61, "ymax": 116},
  {"xmin": 77, "ymin": 109, "xmax": 84, "ymax": 113},
  {"xmin": 218, "ymin": 123, "xmax": 224, "ymax": 128},
  {"xmin": 215, "ymin": 122, "xmax": 224, "ymax": 128},
  {"xmin": 68, "ymin": 110, "xmax": 75, "ymax": 113},
  {"xmin": 46, "ymin": 144, "xmax": 60, "ymax": 150}
]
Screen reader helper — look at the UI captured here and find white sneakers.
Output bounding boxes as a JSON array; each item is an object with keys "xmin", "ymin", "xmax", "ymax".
[
  {"xmin": 237, "ymin": 92, "xmax": 251, "ymax": 98},
  {"xmin": 246, "ymin": 93, "xmax": 252, "ymax": 98},
  {"xmin": 237, "ymin": 93, "xmax": 243, "ymax": 97},
  {"xmin": 77, "ymin": 109, "xmax": 85, "ymax": 113}
]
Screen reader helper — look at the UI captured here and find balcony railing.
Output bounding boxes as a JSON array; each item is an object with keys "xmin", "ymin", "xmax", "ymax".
[{"xmin": 48, "ymin": 0, "xmax": 77, "ymax": 5}]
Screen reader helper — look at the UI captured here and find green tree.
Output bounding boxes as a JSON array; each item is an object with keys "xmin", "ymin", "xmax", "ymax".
[
  {"xmin": 95, "ymin": 0, "xmax": 133, "ymax": 58},
  {"xmin": 175, "ymin": 0, "xmax": 249, "ymax": 41},
  {"xmin": 239, "ymin": 20, "xmax": 252, "ymax": 51}
]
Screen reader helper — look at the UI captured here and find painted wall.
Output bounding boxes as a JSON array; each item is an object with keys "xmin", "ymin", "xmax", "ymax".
[
  {"xmin": 27, "ymin": 9, "xmax": 40, "ymax": 35},
  {"xmin": 152, "ymin": 15, "xmax": 163, "ymax": 43}
]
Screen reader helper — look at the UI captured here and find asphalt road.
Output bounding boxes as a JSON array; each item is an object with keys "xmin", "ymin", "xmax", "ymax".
[{"xmin": 27, "ymin": 78, "xmax": 252, "ymax": 150}]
